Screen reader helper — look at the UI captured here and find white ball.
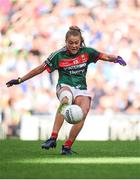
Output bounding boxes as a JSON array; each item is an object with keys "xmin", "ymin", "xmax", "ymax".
[{"xmin": 63, "ymin": 105, "xmax": 84, "ymax": 124}]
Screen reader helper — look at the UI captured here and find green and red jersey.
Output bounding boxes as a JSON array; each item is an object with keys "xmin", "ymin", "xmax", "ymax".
[{"xmin": 44, "ymin": 47, "xmax": 101, "ymax": 90}]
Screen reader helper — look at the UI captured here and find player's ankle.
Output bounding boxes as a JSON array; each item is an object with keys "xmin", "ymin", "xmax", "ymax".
[
  {"xmin": 51, "ymin": 132, "xmax": 58, "ymax": 139},
  {"xmin": 64, "ymin": 139, "xmax": 73, "ymax": 147}
]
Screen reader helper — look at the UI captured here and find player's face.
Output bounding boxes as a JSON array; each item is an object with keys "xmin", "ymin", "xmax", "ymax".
[{"xmin": 66, "ymin": 35, "xmax": 81, "ymax": 54}]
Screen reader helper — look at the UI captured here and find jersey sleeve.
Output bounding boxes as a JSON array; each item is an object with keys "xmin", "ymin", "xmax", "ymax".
[
  {"xmin": 44, "ymin": 52, "xmax": 59, "ymax": 73},
  {"xmin": 86, "ymin": 47, "xmax": 101, "ymax": 64}
]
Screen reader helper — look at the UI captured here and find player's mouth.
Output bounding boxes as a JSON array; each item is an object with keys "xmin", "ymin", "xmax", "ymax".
[{"xmin": 70, "ymin": 49, "xmax": 78, "ymax": 54}]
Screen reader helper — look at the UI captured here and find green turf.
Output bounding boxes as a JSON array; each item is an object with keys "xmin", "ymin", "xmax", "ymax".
[{"xmin": 0, "ymin": 140, "xmax": 140, "ymax": 179}]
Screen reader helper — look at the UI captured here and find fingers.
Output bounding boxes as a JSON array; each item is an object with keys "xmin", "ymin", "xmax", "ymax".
[
  {"xmin": 120, "ymin": 59, "xmax": 127, "ymax": 66},
  {"xmin": 6, "ymin": 82, "xmax": 13, "ymax": 87},
  {"xmin": 121, "ymin": 62, "xmax": 127, "ymax": 66},
  {"xmin": 116, "ymin": 56, "xmax": 127, "ymax": 66},
  {"xmin": 119, "ymin": 60, "xmax": 126, "ymax": 66},
  {"xmin": 6, "ymin": 79, "xmax": 17, "ymax": 87}
]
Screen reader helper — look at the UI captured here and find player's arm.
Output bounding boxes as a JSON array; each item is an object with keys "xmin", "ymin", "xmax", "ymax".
[
  {"xmin": 99, "ymin": 53, "xmax": 127, "ymax": 66},
  {"xmin": 6, "ymin": 63, "xmax": 46, "ymax": 87}
]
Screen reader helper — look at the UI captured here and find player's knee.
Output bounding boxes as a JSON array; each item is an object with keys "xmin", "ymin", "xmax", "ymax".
[
  {"xmin": 59, "ymin": 90, "xmax": 73, "ymax": 105},
  {"xmin": 61, "ymin": 96, "xmax": 69, "ymax": 104}
]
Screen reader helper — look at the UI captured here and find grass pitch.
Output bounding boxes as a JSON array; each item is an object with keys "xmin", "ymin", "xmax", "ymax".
[{"xmin": 0, "ymin": 140, "xmax": 140, "ymax": 179}]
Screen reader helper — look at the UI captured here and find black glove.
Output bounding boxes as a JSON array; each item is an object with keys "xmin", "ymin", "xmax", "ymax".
[{"xmin": 6, "ymin": 77, "xmax": 23, "ymax": 87}]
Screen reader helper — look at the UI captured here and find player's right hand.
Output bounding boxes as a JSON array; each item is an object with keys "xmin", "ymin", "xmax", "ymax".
[{"xmin": 6, "ymin": 78, "xmax": 22, "ymax": 87}]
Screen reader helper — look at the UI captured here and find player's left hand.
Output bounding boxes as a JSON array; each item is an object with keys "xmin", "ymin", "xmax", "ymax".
[{"xmin": 114, "ymin": 56, "xmax": 127, "ymax": 66}]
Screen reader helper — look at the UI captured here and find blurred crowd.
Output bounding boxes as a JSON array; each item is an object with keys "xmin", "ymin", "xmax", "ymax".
[{"xmin": 0, "ymin": 0, "xmax": 140, "ymax": 137}]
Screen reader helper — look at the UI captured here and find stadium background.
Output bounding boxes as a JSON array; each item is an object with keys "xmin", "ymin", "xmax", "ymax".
[{"xmin": 0, "ymin": 0, "xmax": 140, "ymax": 140}]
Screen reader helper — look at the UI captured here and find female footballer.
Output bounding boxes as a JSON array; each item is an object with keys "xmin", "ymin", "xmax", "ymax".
[{"xmin": 6, "ymin": 26, "xmax": 126, "ymax": 155}]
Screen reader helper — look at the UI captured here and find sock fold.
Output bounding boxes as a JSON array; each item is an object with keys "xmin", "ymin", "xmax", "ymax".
[
  {"xmin": 51, "ymin": 132, "xmax": 58, "ymax": 139},
  {"xmin": 64, "ymin": 139, "xmax": 73, "ymax": 147}
]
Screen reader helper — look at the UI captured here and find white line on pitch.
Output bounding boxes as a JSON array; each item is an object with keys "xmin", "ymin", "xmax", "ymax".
[{"xmin": 13, "ymin": 157, "xmax": 140, "ymax": 164}]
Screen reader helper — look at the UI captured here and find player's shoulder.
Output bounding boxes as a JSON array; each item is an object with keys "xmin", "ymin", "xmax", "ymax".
[
  {"xmin": 81, "ymin": 46, "xmax": 97, "ymax": 52},
  {"xmin": 82, "ymin": 46, "xmax": 96, "ymax": 50},
  {"xmin": 48, "ymin": 47, "xmax": 66, "ymax": 60}
]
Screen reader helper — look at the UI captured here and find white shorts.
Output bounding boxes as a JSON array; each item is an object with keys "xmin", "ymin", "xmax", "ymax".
[{"xmin": 56, "ymin": 83, "xmax": 92, "ymax": 100}]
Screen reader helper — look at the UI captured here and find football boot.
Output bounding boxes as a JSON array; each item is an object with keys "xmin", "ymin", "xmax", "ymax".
[{"xmin": 41, "ymin": 138, "xmax": 56, "ymax": 150}]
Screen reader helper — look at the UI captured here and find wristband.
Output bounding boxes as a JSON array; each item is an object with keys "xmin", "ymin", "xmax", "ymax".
[{"xmin": 18, "ymin": 77, "xmax": 23, "ymax": 83}]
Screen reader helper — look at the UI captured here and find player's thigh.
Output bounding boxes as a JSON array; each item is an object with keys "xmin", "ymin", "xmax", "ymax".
[{"xmin": 74, "ymin": 96, "xmax": 91, "ymax": 117}]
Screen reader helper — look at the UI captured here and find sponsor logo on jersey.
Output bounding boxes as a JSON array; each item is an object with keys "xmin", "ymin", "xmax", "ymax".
[{"xmin": 59, "ymin": 53, "xmax": 89, "ymax": 67}]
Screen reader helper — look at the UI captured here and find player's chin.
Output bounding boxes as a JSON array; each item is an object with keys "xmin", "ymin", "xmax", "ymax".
[{"xmin": 70, "ymin": 49, "xmax": 79, "ymax": 54}]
